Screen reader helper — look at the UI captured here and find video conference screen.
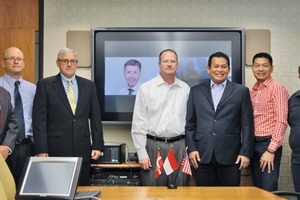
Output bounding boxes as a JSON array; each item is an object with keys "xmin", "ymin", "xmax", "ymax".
[{"xmin": 92, "ymin": 28, "xmax": 245, "ymax": 124}]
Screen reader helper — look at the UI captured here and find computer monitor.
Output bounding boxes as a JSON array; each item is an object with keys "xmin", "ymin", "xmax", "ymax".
[{"xmin": 16, "ymin": 157, "xmax": 82, "ymax": 200}]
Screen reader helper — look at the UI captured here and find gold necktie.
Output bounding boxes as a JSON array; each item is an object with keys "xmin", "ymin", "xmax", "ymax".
[{"xmin": 67, "ymin": 80, "xmax": 76, "ymax": 114}]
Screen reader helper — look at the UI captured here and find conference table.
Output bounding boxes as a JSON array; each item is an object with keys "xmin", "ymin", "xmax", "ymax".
[{"xmin": 78, "ymin": 186, "xmax": 285, "ymax": 200}]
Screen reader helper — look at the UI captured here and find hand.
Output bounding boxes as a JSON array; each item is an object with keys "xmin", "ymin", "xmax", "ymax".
[
  {"xmin": 139, "ymin": 157, "xmax": 152, "ymax": 170},
  {"xmin": 91, "ymin": 150, "xmax": 102, "ymax": 160},
  {"xmin": 35, "ymin": 153, "xmax": 49, "ymax": 157},
  {"xmin": 235, "ymin": 155, "xmax": 250, "ymax": 170},
  {"xmin": 260, "ymin": 151, "xmax": 275, "ymax": 173},
  {"xmin": 189, "ymin": 151, "xmax": 200, "ymax": 169},
  {"xmin": 0, "ymin": 145, "xmax": 9, "ymax": 160}
]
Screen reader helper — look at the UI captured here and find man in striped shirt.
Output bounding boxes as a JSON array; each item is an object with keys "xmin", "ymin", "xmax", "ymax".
[{"xmin": 250, "ymin": 52, "xmax": 289, "ymax": 191}]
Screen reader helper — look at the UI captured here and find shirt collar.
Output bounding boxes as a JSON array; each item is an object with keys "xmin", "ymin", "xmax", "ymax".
[
  {"xmin": 60, "ymin": 73, "xmax": 76, "ymax": 82},
  {"xmin": 155, "ymin": 74, "xmax": 185, "ymax": 88},
  {"xmin": 210, "ymin": 79, "xmax": 227, "ymax": 88},
  {"xmin": 252, "ymin": 77, "xmax": 272, "ymax": 90},
  {"xmin": 3, "ymin": 73, "xmax": 23, "ymax": 86}
]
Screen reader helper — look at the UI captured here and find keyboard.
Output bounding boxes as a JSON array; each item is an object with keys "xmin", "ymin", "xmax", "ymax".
[{"xmin": 74, "ymin": 190, "xmax": 101, "ymax": 200}]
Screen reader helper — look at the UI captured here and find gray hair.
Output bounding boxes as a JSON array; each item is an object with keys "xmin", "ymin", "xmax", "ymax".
[{"xmin": 57, "ymin": 48, "xmax": 77, "ymax": 59}]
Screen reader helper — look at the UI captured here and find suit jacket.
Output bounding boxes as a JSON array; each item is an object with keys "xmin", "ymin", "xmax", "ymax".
[
  {"xmin": 185, "ymin": 79, "xmax": 254, "ymax": 165},
  {"xmin": 33, "ymin": 74, "xmax": 104, "ymax": 163},
  {"xmin": 0, "ymin": 86, "xmax": 18, "ymax": 151}
]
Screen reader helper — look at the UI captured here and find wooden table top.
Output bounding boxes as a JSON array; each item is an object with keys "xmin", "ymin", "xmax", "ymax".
[{"xmin": 78, "ymin": 186, "xmax": 285, "ymax": 200}]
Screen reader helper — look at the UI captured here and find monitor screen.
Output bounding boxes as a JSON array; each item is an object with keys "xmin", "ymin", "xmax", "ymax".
[
  {"xmin": 16, "ymin": 157, "xmax": 82, "ymax": 200},
  {"xmin": 92, "ymin": 27, "xmax": 245, "ymax": 124}
]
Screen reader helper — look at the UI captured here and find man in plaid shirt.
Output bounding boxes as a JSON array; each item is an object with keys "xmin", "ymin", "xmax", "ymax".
[{"xmin": 250, "ymin": 52, "xmax": 289, "ymax": 191}]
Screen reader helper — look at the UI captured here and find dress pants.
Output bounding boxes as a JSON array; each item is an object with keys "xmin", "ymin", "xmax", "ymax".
[
  {"xmin": 6, "ymin": 138, "xmax": 34, "ymax": 186},
  {"xmin": 251, "ymin": 138, "xmax": 282, "ymax": 191},
  {"xmin": 140, "ymin": 138, "xmax": 188, "ymax": 186},
  {"xmin": 79, "ymin": 162, "xmax": 92, "ymax": 186},
  {"xmin": 292, "ymin": 163, "xmax": 300, "ymax": 193},
  {"xmin": 193, "ymin": 152, "xmax": 241, "ymax": 186}
]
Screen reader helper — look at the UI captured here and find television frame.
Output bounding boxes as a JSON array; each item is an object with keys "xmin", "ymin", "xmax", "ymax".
[
  {"xmin": 91, "ymin": 27, "xmax": 245, "ymax": 125},
  {"xmin": 16, "ymin": 157, "xmax": 82, "ymax": 200}
]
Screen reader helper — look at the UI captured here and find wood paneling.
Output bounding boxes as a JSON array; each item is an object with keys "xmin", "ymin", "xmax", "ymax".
[
  {"xmin": 0, "ymin": 0, "xmax": 39, "ymax": 83},
  {"xmin": 0, "ymin": 0, "xmax": 38, "ymax": 31},
  {"xmin": 0, "ymin": 29, "xmax": 35, "ymax": 82}
]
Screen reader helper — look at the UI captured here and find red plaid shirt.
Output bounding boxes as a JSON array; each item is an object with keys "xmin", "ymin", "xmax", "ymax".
[{"xmin": 250, "ymin": 78, "xmax": 289, "ymax": 152}]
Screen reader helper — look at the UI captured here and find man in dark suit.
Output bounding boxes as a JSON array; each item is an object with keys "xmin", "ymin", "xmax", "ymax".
[
  {"xmin": 33, "ymin": 48, "xmax": 105, "ymax": 185},
  {"xmin": 0, "ymin": 86, "xmax": 18, "ymax": 160},
  {"xmin": 185, "ymin": 52, "xmax": 254, "ymax": 186}
]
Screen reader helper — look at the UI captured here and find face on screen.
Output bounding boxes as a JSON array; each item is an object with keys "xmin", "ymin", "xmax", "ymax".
[{"xmin": 124, "ymin": 65, "xmax": 141, "ymax": 88}]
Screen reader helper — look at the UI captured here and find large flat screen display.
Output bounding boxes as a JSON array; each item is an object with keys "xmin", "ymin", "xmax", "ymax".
[{"xmin": 92, "ymin": 28, "xmax": 245, "ymax": 124}]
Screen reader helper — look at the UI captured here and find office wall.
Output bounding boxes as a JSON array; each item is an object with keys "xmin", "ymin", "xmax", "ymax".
[{"xmin": 44, "ymin": 0, "xmax": 300, "ymax": 191}]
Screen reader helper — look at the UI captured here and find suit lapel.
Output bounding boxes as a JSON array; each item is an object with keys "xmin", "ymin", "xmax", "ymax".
[
  {"xmin": 52, "ymin": 74, "xmax": 74, "ymax": 115},
  {"xmin": 0, "ymin": 91, "xmax": 9, "ymax": 134},
  {"xmin": 76, "ymin": 76, "xmax": 84, "ymax": 114},
  {"xmin": 201, "ymin": 80, "xmax": 214, "ymax": 107},
  {"xmin": 218, "ymin": 80, "xmax": 234, "ymax": 106}
]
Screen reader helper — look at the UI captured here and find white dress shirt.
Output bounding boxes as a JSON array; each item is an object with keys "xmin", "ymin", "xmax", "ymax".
[{"xmin": 131, "ymin": 74, "xmax": 190, "ymax": 160}]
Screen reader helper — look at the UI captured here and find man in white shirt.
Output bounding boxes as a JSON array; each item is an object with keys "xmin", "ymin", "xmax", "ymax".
[{"xmin": 131, "ymin": 49, "xmax": 190, "ymax": 186}]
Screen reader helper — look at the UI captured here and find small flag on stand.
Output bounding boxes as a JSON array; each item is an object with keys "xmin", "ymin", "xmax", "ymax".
[
  {"xmin": 155, "ymin": 148, "xmax": 164, "ymax": 178},
  {"xmin": 181, "ymin": 149, "xmax": 192, "ymax": 176},
  {"xmin": 163, "ymin": 146, "xmax": 179, "ymax": 175}
]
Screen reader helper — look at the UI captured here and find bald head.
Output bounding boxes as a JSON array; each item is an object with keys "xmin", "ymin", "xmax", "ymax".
[
  {"xmin": 3, "ymin": 47, "xmax": 24, "ymax": 58},
  {"xmin": 1, "ymin": 47, "xmax": 25, "ymax": 79}
]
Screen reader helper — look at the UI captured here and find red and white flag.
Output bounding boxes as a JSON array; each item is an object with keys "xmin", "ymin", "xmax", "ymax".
[
  {"xmin": 154, "ymin": 150, "xmax": 164, "ymax": 178},
  {"xmin": 163, "ymin": 147, "xmax": 179, "ymax": 175},
  {"xmin": 181, "ymin": 150, "xmax": 192, "ymax": 176}
]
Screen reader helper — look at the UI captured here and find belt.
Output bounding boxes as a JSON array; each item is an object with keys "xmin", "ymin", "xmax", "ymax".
[
  {"xmin": 16, "ymin": 137, "xmax": 33, "ymax": 145},
  {"xmin": 147, "ymin": 134, "xmax": 185, "ymax": 143},
  {"xmin": 254, "ymin": 136, "xmax": 272, "ymax": 142}
]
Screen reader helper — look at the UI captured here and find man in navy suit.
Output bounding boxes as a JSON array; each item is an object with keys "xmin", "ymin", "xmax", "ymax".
[
  {"xmin": 0, "ymin": 86, "xmax": 18, "ymax": 160},
  {"xmin": 33, "ymin": 48, "xmax": 105, "ymax": 185},
  {"xmin": 185, "ymin": 52, "xmax": 254, "ymax": 186}
]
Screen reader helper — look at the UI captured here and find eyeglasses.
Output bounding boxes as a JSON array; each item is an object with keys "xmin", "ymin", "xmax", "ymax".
[
  {"xmin": 3, "ymin": 57, "xmax": 24, "ymax": 62},
  {"xmin": 58, "ymin": 59, "xmax": 78, "ymax": 65}
]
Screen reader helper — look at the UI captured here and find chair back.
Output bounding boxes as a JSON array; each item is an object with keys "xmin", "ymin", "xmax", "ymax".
[
  {"xmin": 0, "ymin": 155, "xmax": 16, "ymax": 200},
  {"xmin": 0, "ymin": 181, "xmax": 8, "ymax": 200},
  {"xmin": 272, "ymin": 190, "xmax": 300, "ymax": 200}
]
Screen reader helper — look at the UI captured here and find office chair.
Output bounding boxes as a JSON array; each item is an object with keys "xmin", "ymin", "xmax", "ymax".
[
  {"xmin": 0, "ymin": 181, "xmax": 9, "ymax": 200},
  {"xmin": 0, "ymin": 155, "xmax": 16, "ymax": 200},
  {"xmin": 272, "ymin": 190, "xmax": 300, "ymax": 200}
]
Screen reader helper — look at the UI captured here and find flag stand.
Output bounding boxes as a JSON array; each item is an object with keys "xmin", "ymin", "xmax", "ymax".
[
  {"xmin": 167, "ymin": 169, "xmax": 179, "ymax": 189},
  {"xmin": 167, "ymin": 146, "xmax": 191, "ymax": 189}
]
